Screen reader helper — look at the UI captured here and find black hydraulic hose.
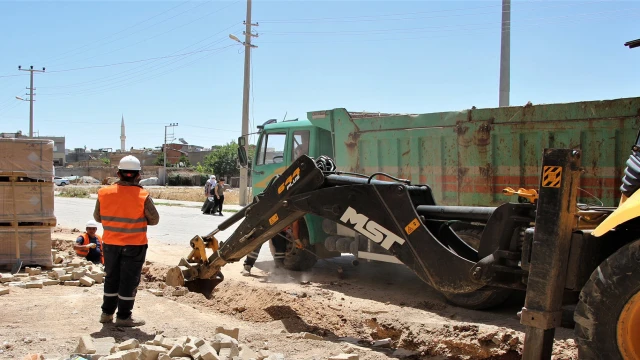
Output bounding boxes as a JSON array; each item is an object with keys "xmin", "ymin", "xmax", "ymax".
[
  {"xmin": 621, "ymin": 139, "xmax": 640, "ymax": 198},
  {"xmin": 417, "ymin": 205, "xmax": 497, "ymax": 222}
]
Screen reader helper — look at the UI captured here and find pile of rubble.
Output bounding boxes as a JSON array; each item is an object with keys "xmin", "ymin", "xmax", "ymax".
[{"xmin": 0, "ymin": 250, "xmax": 105, "ymax": 294}]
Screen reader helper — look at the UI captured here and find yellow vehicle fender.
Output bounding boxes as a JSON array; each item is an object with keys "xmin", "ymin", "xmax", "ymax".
[{"xmin": 593, "ymin": 193, "xmax": 635, "ymax": 237}]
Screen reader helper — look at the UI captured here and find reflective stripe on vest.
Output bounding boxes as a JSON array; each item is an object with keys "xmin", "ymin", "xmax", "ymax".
[{"xmin": 98, "ymin": 184, "xmax": 149, "ymax": 246}]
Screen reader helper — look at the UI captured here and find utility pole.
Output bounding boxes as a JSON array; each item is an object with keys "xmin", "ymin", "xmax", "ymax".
[
  {"xmin": 231, "ymin": 0, "xmax": 259, "ymax": 206},
  {"xmin": 18, "ymin": 66, "xmax": 45, "ymax": 137},
  {"xmin": 499, "ymin": 0, "xmax": 510, "ymax": 107},
  {"xmin": 164, "ymin": 123, "xmax": 178, "ymax": 186}
]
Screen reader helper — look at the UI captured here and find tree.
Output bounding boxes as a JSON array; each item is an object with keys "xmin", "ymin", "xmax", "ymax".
[
  {"xmin": 202, "ymin": 141, "xmax": 240, "ymax": 179},
  {"xmin": 154, "ymin": 153, "xmax": 164, "ymax": 166},
  {"xmin": 101, "ymin": 158, "xmax": 110, "ymax": 166}
]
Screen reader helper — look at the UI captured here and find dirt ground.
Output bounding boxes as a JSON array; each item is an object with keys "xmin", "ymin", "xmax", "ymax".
[{"xmin": 0, "ymin": 228, "xmax": 579, "ymax": 360}]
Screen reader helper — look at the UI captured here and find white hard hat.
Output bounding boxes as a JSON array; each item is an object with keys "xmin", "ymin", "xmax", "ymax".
[
  {"xmin": 118, "ymin": 155, "xmax": 141, "ymax": 171},
  {"xmin": 86, "ymin": 220, "xmax": 99, "ymax": 228}
]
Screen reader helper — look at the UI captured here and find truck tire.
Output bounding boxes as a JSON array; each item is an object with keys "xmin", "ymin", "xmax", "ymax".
[
  {"xmin": 442, "ymin": 227, "xmax": 513, "ymax": 309},
  {"xmin": 574, "ymin": 239, "xmax": 640, "ymax": 359},
  {"xmin": 270, "ymin": 219, "xmax": 318, "ymax": 271}
]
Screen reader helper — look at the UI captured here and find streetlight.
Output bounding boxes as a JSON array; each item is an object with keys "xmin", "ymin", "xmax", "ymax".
[
  {"xmin": 15, "ymin": 96, "xmax": 25, "ymax": 101},
  {"xmin": 164, "ymin": 123, "xmax": 178, "ymax": 186}
]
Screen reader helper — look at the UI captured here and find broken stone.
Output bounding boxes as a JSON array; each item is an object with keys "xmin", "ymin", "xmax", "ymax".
[
  {"xmin": 85, "ymin": 273, "xmax": 104, "ymax": 284},
  {"xmin": 492, "ymin": 333, "xmax": 504, "ymax": 345},
  {"xmin": 104, "ymin": 349, "xmax": 141, "ymax": 360},
  {"xmin": 60, "ymin": 275, "xmax": 73, "ymax": 282},
  {"xmin": 215, "ymin": 327, "xmax": 239, "ymax": 340},
  {"xmin": 300, "ymin": 332, "xmax": 322, "ymax": 340},
  {"xmin": 172, "ymin": 288, "xmax": 188, "ymax": 297},
  {"xmin": 266, "ymin": 354, "xmax": 284, "ymax": 360},
  {"xmin": 65, "ymin": 280, "xmax": 80, "ymax": 286},
  {"xmin": 93, "ymin": 337, "xmax": 116, "ymax": 356},
  {"xmin": 141, "ymin": 345, "xmax": 167, "ymax": 360},
  {"xmin": 168, "ymin": 345, "xmax": 187, "ymax": 358},
  {"xmin": 153, "ymin": 335, "xmax": 164, "ymax": 346},
  {"xmin": 256, "ymin": 350, "xmax": 270, "ymax": 360},
  {"xmin": 72, "ymin": 270, "xmax": 87, "ymax": 280},
  {"xmin": 0, "ymin": 288, "xmax": 9, "ymax": 295},
  {"xmin": 218, "ymin": 348, "xmax": 232, "ymax": 360},
  {"xmin": 54, "ymin": 256, "xmax": 65, "ymax": 264},
  {"xmin": 26, "ymin": 281, "xmax": 44, "ymax": 289},
  {"xmin": 329, "ymin": 355, "xmax": 358, "ymax": 360},
  {"xmin": 75, "ymin": 335, "xmax": 97, "ymax": 355},
  {"xmin": 183, "ymin": 343, "xmax": 196, "ymax": 354},
  {"xmin": 26, "ymin": 267, "xmax": 42, "ymax": 276},
  {"xmin": 43, "ymin": 279, "xmax": 60, "ymax": 286},
  {"xmin": 372, "ymin": 338, "xmax": 392, "ymax": 348},
  {"xmin": 79, "ymin": 276, "xmax": 95, "ymax": 287},
  {"xmin": 213, "ymin": 334, "xmax": 238, "ymax": 348},
  {"xmin": 117, "ymin": 339, "xmax": 139, "ymax": 351},
  {"xmin": 198, "ymin": 344, "xmax": 219, "ymax": 360},
  {"xmin": 238, "ymin": 346, "xmax": 257, "ymax": 360}
]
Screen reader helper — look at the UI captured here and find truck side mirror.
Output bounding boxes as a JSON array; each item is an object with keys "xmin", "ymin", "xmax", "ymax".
[{"xmin": 237, "ymin": 136, "xmax": 248, "ymax": 167}]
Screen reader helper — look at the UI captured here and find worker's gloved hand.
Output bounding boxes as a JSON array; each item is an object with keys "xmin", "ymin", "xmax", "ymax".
[{"xmin": 86, "ymin": 243, "xmax": 97, "ymax": 249}]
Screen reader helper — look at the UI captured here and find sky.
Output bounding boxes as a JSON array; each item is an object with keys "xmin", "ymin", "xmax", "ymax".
[{"xmin": 0, "ymin": 0, "xmax": 638, "ymax": 151}]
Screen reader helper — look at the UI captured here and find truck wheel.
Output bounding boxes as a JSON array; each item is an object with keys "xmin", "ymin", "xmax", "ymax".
[
  {"xmin": 574, "ymin": 239, "xmax": 640, "ymax": 359},
  {"xmin": 270, "ymin": 219, "xmax": 318, "ymax": 271},
  {"xmin": 442, "ymin": 227, "xmax": 513, "ymax": 309}
]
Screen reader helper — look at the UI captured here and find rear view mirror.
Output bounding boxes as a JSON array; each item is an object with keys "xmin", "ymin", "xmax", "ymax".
[{"xmin": 237, "ymin": 136, "xmax": 248, "ymax": 167}]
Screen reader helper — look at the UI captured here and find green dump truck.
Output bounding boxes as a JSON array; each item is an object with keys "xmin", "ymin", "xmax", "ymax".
[{"xmin": 249, "ymin": 97, "xmax": 640, "ymax": 271}]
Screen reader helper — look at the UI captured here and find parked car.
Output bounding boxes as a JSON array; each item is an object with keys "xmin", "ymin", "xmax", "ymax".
[{"xmin": 53, "ymin": 177, "xmax": 70, "ymax": 186}]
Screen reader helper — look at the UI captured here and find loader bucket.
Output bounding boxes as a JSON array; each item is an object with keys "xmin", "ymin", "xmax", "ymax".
[{"xmin": 165, "ymin": 265, "xmax": 224, "ymax": 299}]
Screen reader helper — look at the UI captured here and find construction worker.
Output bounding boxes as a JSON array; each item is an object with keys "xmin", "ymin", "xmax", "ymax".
[
  {"xmin": 93, "ymin": 155, "xmax": 159, "ymax": 327},
  {"xmin": 74, "ymin": 220, "xmax": 103, "ymax": 264}
]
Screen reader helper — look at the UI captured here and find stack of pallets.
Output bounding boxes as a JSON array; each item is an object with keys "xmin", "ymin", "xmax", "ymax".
[{"xmin": 0, "ymin": 138, "xmax": 56, "ymax": 269}]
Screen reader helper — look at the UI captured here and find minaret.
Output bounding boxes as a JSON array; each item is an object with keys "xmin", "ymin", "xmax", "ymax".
[{"xmin": 120, "ymin": 115, "xmax": 126, "ymax": 152}]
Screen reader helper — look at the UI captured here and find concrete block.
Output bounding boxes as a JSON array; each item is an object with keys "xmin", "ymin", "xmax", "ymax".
[
  {"xmin": 0, "ymin": 288, "xmax": 9, "ymax": 295},
  {"xmin": 72, "ymin": 270, "xmax": 87, "ymax": 280},
  {"xmin": 168, "ymin": 345, "xmax": 187, "ymax": 358},
  {"xmin": 0, "ymin": 274, "xmax": 14, "ymax": 283},
  {"xmin": 148, "ymin": 289, "xmax": 163, "ymax": 296},
  {"xmin": 141, "ymin": 345, "xmax": 167, "ymax": 360},
  {"xmin": 172, "ymin": 288, "xmax": 188, "ymax": 297},
  {"xmin": 152, "ymin": 335, "xmax": 164, "ymax": 346},
  {"xmin": 65, "ymin": 280, "xmax": 80, "ymax": 286},
  {"xmin": 79, "ymin": 276, "xmax": 95, "ymax": 287},
  {"xmin": 215, "ymin": 327, "xmax": 239, "ymax": 340},
  {"xmin": 43, "ymin": 279, "xmax": 60, "ymax": 286},
  {"xmin": 329, "ymin": 355, "xmax": 358, "ymax": 360},
  {"xmin": 199, "ymin": 344, "xmax": 220, "ymax": 360},
  {"xmin": 86, "ymin": 273, "xmax": 104, "ymax": 284},
  {"xmin": 25, "ymin": 281, "xmax": 43, "ymax": 289},
  {"xmin": 60, "ymin": 274, "xmax": 73, "ymax": 281},
  {"xmin": 75, "ymin": 335, "xmax": 97, "ymax": 355},
  {"xmin": 117, "ymin": 339, "xmax": 139, "ymax": 351},
  {"xmin": 160, "ymin": 338, "xmax": 175, "ymax": 350}
]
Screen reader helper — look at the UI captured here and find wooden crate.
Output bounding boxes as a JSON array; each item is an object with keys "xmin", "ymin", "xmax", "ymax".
[
  {"xmin": 0, "ymin": 227, "xmax": 52, "ymax": 268},
  {"xmin": 0, "ymin": 182, "xmax": 54, "ymax": 221},
  {"xmin": 0, "ymin": 138, "xmax": 54, "ymax": 180}
]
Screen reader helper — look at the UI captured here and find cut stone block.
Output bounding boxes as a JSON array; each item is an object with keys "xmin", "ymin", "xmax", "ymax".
[
  {"xmin": 256, "ymin": 350, "xmax": 270, "ymax": 360},
  {"xmin": 72, "ymin": 270, "xmax": 87, "ymax": 280},
  {"xmin": 172, "ymin": 288, "xmax": 188, "ymax": 297},
  {"xmin": 86, "ymin": 273, "xmax": 104, "ymax": 284},
  {"xmin": 60, "ymin": 275, "xmax": 73, "ymax": 282},
  {"xmin": 79, "ymin": 276, "xmax": 95, "ymax": 287},
  {"xmin": 65, "ymin": 280, "xmax": 80, "ymax": 286},
  {"xmin": 75, "ymin": 335, "xmax": 97, "ymax": 354},
  {"xmin": 141, "ymin": 345, "xmax": 168, "ymax": 360},
  {"xmin": 191, "ymin": 338, "xmax": 205, "ymax": 348},
  {"xmin": 0, "ymin": 288, "xmax": 9, "ymax": 295},
  {"xmin": 160, "ymin": 338, "xmax": 175, "ymax": 350},
  {"xmin": 148, "ymin": 289, "xmax": 163, "ymax": 296},
  {"xmin": 8, "ymin": 282, "xmax": 26, "ymax": 288},
  {"xmin": 105, "ymin": 349, "xmax": 141, "ymax": 360},
  {"xmin": 198, "ymin": 344, "xmax": 220, "ymax": 360},
  {"xmin": 118, "ymin": 339, "xmax": 139, "ymax": 351},
  {"xmin": 25, "ymin": 281, "xmax": 43, "ymax": 289},
  {"xmin": 329, "ymin": 355, "xmax": 358, "ymax": 360},
  {"xmin": 153, "ymin": 335, "xmax": 164, "ymax": 346},
  {"xmin": 0, "ymin": 274, "xmax": 14, "ymax": 283},
  {"xmin": 43, "ymin": 279, "xmax": 59, "ymax": 286},
  {"xmin": 168, "ymin": 344, "xmax": 187, "ymax": 358},
  {"xmin": 215, "ymin": 327, "xmax": 239, "ymax": 340}
]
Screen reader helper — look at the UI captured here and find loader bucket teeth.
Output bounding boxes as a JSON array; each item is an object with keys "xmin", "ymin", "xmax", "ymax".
[{"xmin": 184, "ymin": 271, "xmax": 224, "ymax": 299}]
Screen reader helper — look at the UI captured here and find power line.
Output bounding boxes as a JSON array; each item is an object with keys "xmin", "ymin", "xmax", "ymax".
[{"xmin": 51, "ymin": 0, "xmax": 242, "ymax": 69}]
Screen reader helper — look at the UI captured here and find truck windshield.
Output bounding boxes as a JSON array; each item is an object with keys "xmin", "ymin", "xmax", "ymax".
[{"xmin": 256, "ymin": 132, "xmax": 286, "ymax": 165}]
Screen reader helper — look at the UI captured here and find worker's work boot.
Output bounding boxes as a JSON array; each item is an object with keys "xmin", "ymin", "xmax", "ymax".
[
  {"xmin": 241, "ymin": 265, "xmax": 252, "ymax": 276},
  {"xmin": 115, "ymin": 317, "xmax": 146, "ymax": 327},
  {"xmin": 99, "ymin": 313, "xmax": 113, "ymax": 323}
]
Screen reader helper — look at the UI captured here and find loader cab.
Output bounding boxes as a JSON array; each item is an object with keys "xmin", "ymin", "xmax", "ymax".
[{"xmin": 250, "ymin": 118, "xmax": 333, "ymax": 195}]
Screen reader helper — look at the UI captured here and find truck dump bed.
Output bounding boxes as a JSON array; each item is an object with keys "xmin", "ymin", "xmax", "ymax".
[{"xmin": 308, "ymin": 97, "xmax": 640, "ymax": 206}]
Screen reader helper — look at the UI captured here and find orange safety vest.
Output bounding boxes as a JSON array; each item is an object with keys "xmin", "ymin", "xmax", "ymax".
[
  {"xmin": 75, "ymin": 233, "xmax": 104, "ymax": 264},
  {"xmin": 97, "ymin": 184, "xmax": 149, "ymax": 246}
]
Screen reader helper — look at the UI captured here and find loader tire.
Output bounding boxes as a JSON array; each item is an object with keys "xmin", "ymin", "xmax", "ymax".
[
  {"xmin": 443, "ymin": 227, "xmax": 512, "ymax": 310},
  {"xmin": 574, "ymin": 239, "xmax": 640, "ymax": 359}
]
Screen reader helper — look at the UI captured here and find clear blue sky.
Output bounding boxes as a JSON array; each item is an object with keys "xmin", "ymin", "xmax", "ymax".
[{"xmin": 0, "ymin": 0, "xmax": 637, "ymax": 151}]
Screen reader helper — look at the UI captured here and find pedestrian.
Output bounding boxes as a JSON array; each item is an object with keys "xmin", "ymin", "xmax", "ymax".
[
  {"xmin": 94, "ymin": 155, "xmax": 160, "ymax": 327},
  {"xmin": 201, "ymin": 175, "xmax": 217, "ymax": 214},
  {"xmin": 214, "ymin": 178, "xmax": 225, "ymax": 215},
  {"xmin": 74, "ymin": 220, "xmax": 103, "ymax": 265}
]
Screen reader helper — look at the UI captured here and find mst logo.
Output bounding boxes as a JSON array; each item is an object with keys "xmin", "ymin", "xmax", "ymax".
[
  {"xmin": 340, "ymin": 207, "xmax": 405, "ymax": 250},
  {"xmin": 277, "ymin": 167, "xmax": 301, "ymax": 194}
]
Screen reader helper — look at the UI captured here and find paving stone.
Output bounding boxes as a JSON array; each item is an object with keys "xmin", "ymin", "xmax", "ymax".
[
  {"xmin": 72, "ymin": 270, "xmax": 87, "ymax": 280},
  {"xmin": 198, "ymin": 344, "xmax": 220, "ymax": 360},
  {"xmin": 75, "ymin": 335, "xmax": 97, "ymax": 355},
  {"xmin": 79, "ymin": 276, "xmax": 95, "ymax": 287},
  {"xmin": 60, "ymin": 275, "xmax": 73, "ymax": 282},
  {"xmin": 117, "ymin": 339, "xmax": 139, "ymax": 351},
  {"xmin": 141, "ymin": 345, "xmax": 167, "ymax": 360},
  {"xmin": 85, "ymin": 273, "xmax": 104, "ymax": 284},
  {"xmin": 8, "ymin": 282, "xmax": 26, "ymax": 288},
  {"xmin": 104, "ymin": 349, "xmax": 140, "ymax": 360},
  {"xmin": 42, "ymin": 279, "xmax": 60, "ymax": 286},
  {"xmin": 168, "ymin": 345, "xmax": 187, "ymax": 358},
  {"xmin": 160, "ymin": 338, "xmax": 175, "ymax": 350}
]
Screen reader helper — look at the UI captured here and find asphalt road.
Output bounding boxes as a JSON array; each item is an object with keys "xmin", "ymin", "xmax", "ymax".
[{"xmin": 54, "ymin": 197, "xmax": 244, "ymax": 247}]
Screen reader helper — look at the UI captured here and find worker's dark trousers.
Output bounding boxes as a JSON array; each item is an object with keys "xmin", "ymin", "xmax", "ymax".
[
  {"xmin": 216, "ymin": 195, "xmax": 225, "ymax": 213},
  {"xmin": 101, "ymin": 243, "xmax": 148, "ymax": 320},
  {"xmin": 244, "ymin": 233, "xmax": 287, "ymax": 267}
]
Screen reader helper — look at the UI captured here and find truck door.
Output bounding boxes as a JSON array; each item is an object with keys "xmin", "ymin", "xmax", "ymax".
[{"xmin": 252, "ymin": 131, "xmax": 288, "ymax": 195}]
